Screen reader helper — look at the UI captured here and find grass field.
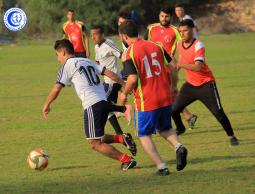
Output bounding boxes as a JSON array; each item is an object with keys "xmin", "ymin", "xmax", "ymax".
[{"xmin": 1, "ymin": 33, "xmax": 255, "ymax": 194}]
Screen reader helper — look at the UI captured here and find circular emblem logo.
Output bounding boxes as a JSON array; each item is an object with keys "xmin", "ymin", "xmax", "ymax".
[{"xmin": 3, "ymin": 8, "xmax": 27, "ymax": 31}]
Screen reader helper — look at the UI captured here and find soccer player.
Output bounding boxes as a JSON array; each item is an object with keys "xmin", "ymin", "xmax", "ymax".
[
  {"xmin": 119, "ymin": 20, "xmax": 188, "ymax": 176},
  {"xmin": 90, "ymin": 25, "xmax": 136, "ymax": 156},
  {"xmin": 172, "ymin": 19, "xmax": 239, "ymax": 146},
  {"xmin": 117, "ymin": 11, "xmax": 131, "ymax": 51},
  {"xmin": 62, "ymin": 9, "xmax": 90, "ymax": 58},
  {"xmin": 175, "ymin": 4, "xmax": 198, "ymax": 38},
  {"xmin": 145, "ymin": 6, "xmax": 198, "ymax": 129},
  {"xmin": 42, "ymin": 39, "xmax": 136, "ymax": 170}
]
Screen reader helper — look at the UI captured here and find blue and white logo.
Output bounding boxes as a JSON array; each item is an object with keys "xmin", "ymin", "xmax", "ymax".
[{"xmin": 3, "ymin": 8, "xmax": 27, "ymax": 31}]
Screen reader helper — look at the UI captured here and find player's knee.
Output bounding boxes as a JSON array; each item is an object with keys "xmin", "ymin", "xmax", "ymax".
[{"xmin": 87, "ymin": 139, "xmax": 101, "ymax": 150}]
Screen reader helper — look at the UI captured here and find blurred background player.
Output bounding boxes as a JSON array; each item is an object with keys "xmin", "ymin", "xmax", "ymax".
[
  {"xmin": 175, "ymin": 4, "xmax": 199, "ymax": 38},
  {"xmin": 42, "ymin": 39, "xmax": 136, "ymax": 170},
  {"xmin": 118, "ymin": 11, "xmax": 131, "ymax": 51},
  {"xmin": 172, "ymin": 19, "xmax": 239, "ymax": 146},
  {"xmin": 145, "ymin": 6, "xmax": 198, "ymax": 130},
  {"xmin": 62, "ymin": 9, "xmax": 90, "ymax": 58},
  {"xmin": 90, "ymin": 25, "xmax": 136, "ymax": 156},
  {"xmin": 119, "ymin": 20, "xmax": 188, "ymax": 176}
]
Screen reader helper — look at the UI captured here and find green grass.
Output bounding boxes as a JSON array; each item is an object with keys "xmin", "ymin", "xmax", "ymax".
[{"xmin": 1, "ymin": 33, "xmax": 255, "ymax": 194}]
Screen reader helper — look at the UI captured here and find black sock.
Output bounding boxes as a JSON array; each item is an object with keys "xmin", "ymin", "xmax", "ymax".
[
  {"xmin": 109, "ymin": 115, "xmax": 123, "ymax": 134},
  {"xmin": 107, "ymin": 102, "xmax": 126, "ymax": 113}
]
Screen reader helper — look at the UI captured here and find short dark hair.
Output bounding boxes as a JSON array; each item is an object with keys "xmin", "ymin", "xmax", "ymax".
[
  {"xmin": 91, "ymin": 25, "xmax": 104, "ymax": 34},
  {"xmin": 160, "ymin": 6, "xmax": 173, "ymax": 16},
  {"xmin": 179, "ymin": 19, "xmax": 195, "ymax": 28},
  {"xmin": 54, "ymin": 39, "xmax": 74, "ymax": 54},
  {"xmin": 119, "ymin": 20, "xmax": 138, "ymax": 38},
  {"xmin": 67, "ymin": 9, "xmax": 74, "ymax": 13},
  {"xmin": 118, "ymin": 11, "xmax": 130, "ymax": 19},
  {"xmin": 175, "ymin": 4, "xmax": 185, "ymax": 9}
]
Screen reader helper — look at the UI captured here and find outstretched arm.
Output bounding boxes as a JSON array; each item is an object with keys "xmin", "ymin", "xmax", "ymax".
[
  {"xmin": 103, "ymin": 68, "xmax": 125, "ymax": 87},
  {"xmin": 42, "ymin": 83, "xmax": 63, "ymax": 119},
  {"xmin": 119, "ymin": 75, "xmax": 138, "ymax": 105}
]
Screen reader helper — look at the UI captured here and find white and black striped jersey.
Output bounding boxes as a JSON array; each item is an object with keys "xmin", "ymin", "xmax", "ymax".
[
  {"xmin": 56, "ymin": 57, "xmax": 107, "ymax": 109},
  {"xmin": 95, "ymin": 39, "xmax": 122, "ymax": 84}
]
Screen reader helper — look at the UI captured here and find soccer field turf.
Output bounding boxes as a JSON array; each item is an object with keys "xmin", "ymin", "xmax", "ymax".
[{"xmin": 0, "ymin": 33, "xmax": 255, "ymax": 194}]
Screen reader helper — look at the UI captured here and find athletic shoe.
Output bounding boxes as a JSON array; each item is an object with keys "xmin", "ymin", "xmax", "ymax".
[
  {"xmin": 176, "ymin": 128, "xmax": 186, "ymax": 136},
  {"xmin": 176, "ymin": 146, "xmax": 188, "ymax": 171},
  {"xmin": 155, "ymin": 168, "xmax": 170, "ymax": 176},
  {"xmin": 124, "ymin": 104, "xmax": 132, "ymax": 125},
  {"xmin": 123, "ymin": 133, "xmax": 137, "ymax": 156},
  {"xmin": 230, "ymin": 136, "xmax": 239, "ymax": 146},
  {"xmin": 121, "ymin": 158, "xmax": 136, "ymax": 171},
  {"xmin": 187, "ymin": 114, "xmax": 198, "ymax": 130}
]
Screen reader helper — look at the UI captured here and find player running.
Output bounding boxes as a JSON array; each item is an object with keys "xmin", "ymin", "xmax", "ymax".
[
  {"xmin": 145, "ymin": 6, "xmax": 198, "ymax": 130},
  {"xmin": 172, "ymin": 19, "xmax": 239, "ymax": 146},
  {"xmin": 119, "ymin": 20, "xmax": 188, "ymax": 176},
  {"xmin": 42, "ymin": 39, "xmax": 136, "ymax": 170},
  {"xmin": 62, "ymin": 9, "xmax": 90, "ymax": 58},
  {"xmin": 90, "ymin": 25, "xmax": 136, "ymax": 156}
]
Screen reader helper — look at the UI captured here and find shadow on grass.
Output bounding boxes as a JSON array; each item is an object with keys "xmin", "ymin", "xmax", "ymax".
[{"xmin": 49, "ymin": 165, "xmax": 88, "ymax": 171}]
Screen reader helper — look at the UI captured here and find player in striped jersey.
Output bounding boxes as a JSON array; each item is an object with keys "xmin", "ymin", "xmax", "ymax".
[
  {"xmin": 42, "ymin": 39, "xmax": 137, "ymax": 170},
  {"xmin": 91, "ymin": 25, "xmax": 136, "ymax": 156}
]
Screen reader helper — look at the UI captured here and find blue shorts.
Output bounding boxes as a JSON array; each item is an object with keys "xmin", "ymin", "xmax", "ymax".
[{"xmin": 135, "ymin": 106, "xmax": 173, "ymax": 137}]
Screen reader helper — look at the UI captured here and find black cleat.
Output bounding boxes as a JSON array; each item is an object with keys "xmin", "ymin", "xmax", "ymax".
[
  {"xmin": 121, "ymin": 158, "xmax": 136, "ymax": 171},
  {"xmin": 123, "ymin": 133, "xmax": 137, "ymax": 156},
  {"xmin": 187, "ymin": 114, "xmax": 198, "ymax": 130},
  {"xmin": 155, "ymin": 168, "xmax": 170, "ymax": 176},
  {"xmin": 176, "ymin": 146, "xmax": 188, "ymax": 171},
  {"xmin": 176, "ymin": 128, "xmax": 186, "ymax": 136},
  {"xmin": 230, "ymin": 136, "xmax": 239, "ymax": 146}
]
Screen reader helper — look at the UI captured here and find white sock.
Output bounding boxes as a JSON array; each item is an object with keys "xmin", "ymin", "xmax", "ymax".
[
  {"xmin": 175, "ymin": 143, "xmax": 182, "ymax": 151},
  {"xmin": 157, "ymin": 163, "xmax": 167, "ymax": 170}
]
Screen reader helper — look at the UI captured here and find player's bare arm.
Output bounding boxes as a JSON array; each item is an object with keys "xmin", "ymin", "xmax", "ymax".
[
  {"xmin": 42, "ymin": 83, "xmax": 63, "ymax": 119},
  {"xmin": 103, "ymin": 69, "xmax": 125, "ymax": 87},
  {"xmin": 119, "ymin": 75, "xmax": 137, "ymax": 105},
  {"xmin": 83, "ymin": 31, "xmax": 90, "ymax": 58},
  {"xmin": 178, "ymin": 60, "xmax": 203, "ymax": 71}
]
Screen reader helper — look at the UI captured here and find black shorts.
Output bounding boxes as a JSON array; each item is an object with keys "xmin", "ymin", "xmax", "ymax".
[
  {"xmin": 84, "ymin": 101, "xmax": 109, "ymax": 139},
  {"xmin": 75, "ymin": 52, "xmax": 87, "ymax": 58},
  {"xmin": 103, "ymin": 83, "xmax": 122, "ymax": 103}
]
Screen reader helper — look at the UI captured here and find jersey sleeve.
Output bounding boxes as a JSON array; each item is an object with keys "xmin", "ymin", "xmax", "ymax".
[
  {"xmin": 105, "ymin": 40, "xmax": 122, "ymax": 58},
  {"xmin": 122, "ymin": 47, "xmax": 137, "ymax": 76},
  {"xmin": 194, "ymin": 41, "xmax": 205, "ymax": 62},
  {"xmin": 56, "ymin": 64, "xmax": 71, "ymax": 87},
  {"xmin": 163, "ymin": 48, "xmax": 172, "ymax": 64},
  {"xmin": 92, "ymin": 62, "xmax": 105, "ymax": 75}
]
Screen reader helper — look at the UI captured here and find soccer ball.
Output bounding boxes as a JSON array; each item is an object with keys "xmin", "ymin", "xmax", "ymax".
[{"xmin": 27, "ymin": 148, "xmax": 49, "ymax": 170}]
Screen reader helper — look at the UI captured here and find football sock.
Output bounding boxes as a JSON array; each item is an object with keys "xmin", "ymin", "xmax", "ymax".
[
  {"xmin": 175, "ymin": 143, "xmax": 182, "ymax": 151},
  {"xmin": 157, "ymin": 163, "xmax": 167, "ymax": 170},
  {"xmin": 112, "ymin": 134, "xmax": 124, "ymax": 144},
  {"xmin": 109, "ymin": 115, "xmax": 123, "ymax": 134},
  {"xmin": 118, "ymin": 154, "xmax": 132, "ymax": 163}
]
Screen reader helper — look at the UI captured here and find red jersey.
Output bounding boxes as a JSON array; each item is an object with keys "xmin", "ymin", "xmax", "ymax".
[
  {"xmin": 63, "ymin": 21, "xmax": 86, "ymax": 53},
  {"xmin": 147, "ymin": 23, "xmax": 181, "ymax": 56},
  {"xmin": 123, "ymin": 39, "xmax": 172, "ymax": 112},
  {"xmin": 177, "ymin": 39, "xmax": 215, "ymax": 86}
]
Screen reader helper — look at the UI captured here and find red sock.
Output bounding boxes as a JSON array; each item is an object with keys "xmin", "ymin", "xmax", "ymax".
[
  {"xmin": 112, "ymin": 135, "xmax": 124, "ymax": 144},
  {"xmin": 118, "ymin": 153, "xmax": 132, "ymax": 163}
]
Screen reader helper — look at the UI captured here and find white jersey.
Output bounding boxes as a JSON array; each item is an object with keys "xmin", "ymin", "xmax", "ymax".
[
  {"xmin": 56, "ymin": 57, "xmax": 107, "ymax": 109},
  {"xmin": 183, "ymin": 14, "xmax": 198, "ymax": 38},
  {"xmin": 95, "ymin": 39, "xmax": 122, "ymax": 84}
]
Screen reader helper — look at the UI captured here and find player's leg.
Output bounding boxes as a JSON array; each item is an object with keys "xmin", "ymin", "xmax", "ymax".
[
  {"xmin": 198, "ymin": 82, "xmax": 239, "ymax": 145},
  {"xmin": 182, "ymin": 108, "xmax": 198, "ymax": 130},
  {"xmin": 84, "ymin": 101, "xmax": 136, "ymax": 170},
  {"xmin": 156, "ymin": 106, "xmax": 188, "ymax": 171},
  {"xmin": 172, "ymin": 82, "xmax": 197, "ymax": 135}
]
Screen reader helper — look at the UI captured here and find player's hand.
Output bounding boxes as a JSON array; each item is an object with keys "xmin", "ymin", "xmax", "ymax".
[
  {"xmin": 42, "ymin": 104, "xmax": 51, "ymax": 119},
  {"xmin": 119, "ymin": 92, "xmax": 128, "ymax": 105},
  {"xmin": 86, "ymin": 50, "xmax": 90, "ymax": 58}
]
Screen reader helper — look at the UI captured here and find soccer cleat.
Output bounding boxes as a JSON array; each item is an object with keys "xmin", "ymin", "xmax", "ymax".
[
  {"xmin": 187, "ymin": 114, "xmax": 198, "ymax": 130},
  {"xmin": 123, "ymin": 133, "xmax": 137, "ymax": 156},
  {"xmin": 176, "ymin": 128, "xmax": 186, "ymax": 136},
  {"xmin": 121, "ymin": 158, "xmax": 136, "ymax": 171},
  {"xmin": 176, "ymin": 146, "xmax": 188, "ymax": 171},
  {"xmin": 155, "ymin": 168, "xmax": 170, "ymax": 176},
  {"xmin": 124, "ymin": 104, "xmax": 132, "ymax": 125},
  {"xmin": 230, "ymin": 136, "xmax": 239, "ymax": 146}
]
